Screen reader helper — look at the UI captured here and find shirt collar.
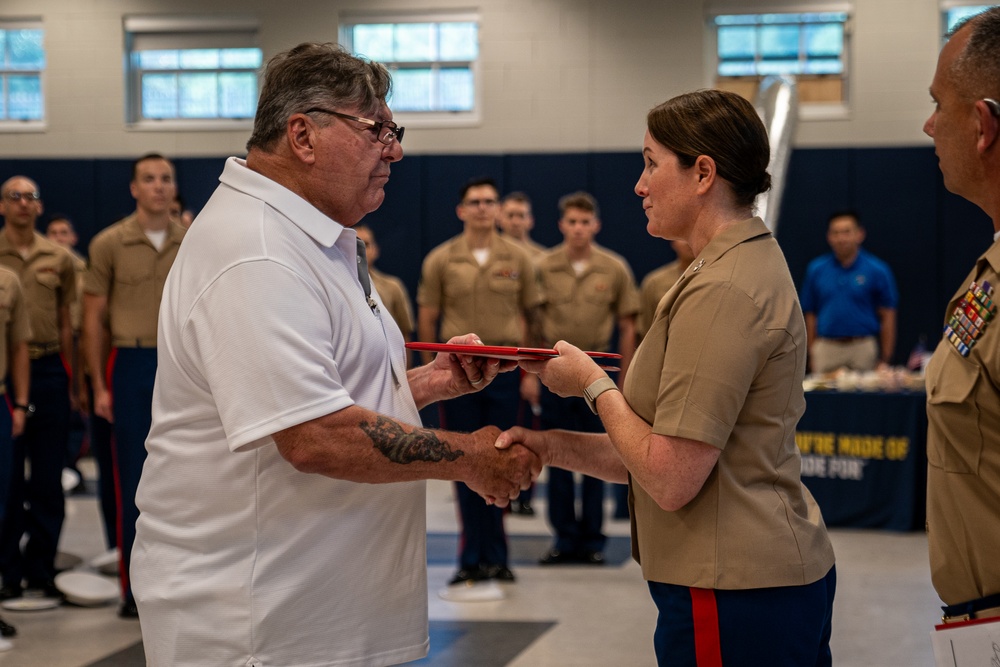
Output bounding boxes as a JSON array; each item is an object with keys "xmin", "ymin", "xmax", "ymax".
[
  {"xmin": 453, "ymin": 231, "xmax": 508, "ymax": 258},
  {"xmin": 219, "ymin": 157, "xmax": 346, "ymax": 249},
  {"xmin": 118, "ymin": 214, "xmax": 187, "ymax": 247},
  {"xmin": 0, "ymin": 229, "xmax": 58, "ymax": 257},
  {"xmin": 694, "ymin": 217, "xmax": 772, "ymax": 270},
  {"xmin": 981, "ymin": 234, "xmax": 1000, "ymax": 276}
]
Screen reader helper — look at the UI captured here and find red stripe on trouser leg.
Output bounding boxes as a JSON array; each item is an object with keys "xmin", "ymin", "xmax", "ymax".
[{"xmin": 690, "ymin": 587, "xmax": 723, "ymax": 667}]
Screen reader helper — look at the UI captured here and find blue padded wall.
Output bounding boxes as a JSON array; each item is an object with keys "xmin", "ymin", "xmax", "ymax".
[{"xmin": 2, "ymin": 145, "xmax": 992, "ymax": 367}]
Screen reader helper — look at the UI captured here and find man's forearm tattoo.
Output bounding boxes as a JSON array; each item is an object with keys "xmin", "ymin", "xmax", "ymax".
[{"xmin": 360, "ymin": 416, "xmax": 464, "ymax": 464}]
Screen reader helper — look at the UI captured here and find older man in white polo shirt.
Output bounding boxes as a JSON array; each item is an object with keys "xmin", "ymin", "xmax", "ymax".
[{"xmin": 131, "ymin": 43, "xmax": 539, "ymax": 667}]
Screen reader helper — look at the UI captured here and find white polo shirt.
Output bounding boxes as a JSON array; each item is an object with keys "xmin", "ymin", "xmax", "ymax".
[{"xmin": 133, "ymin": 157, "xmax": 428, "ymax": 667}]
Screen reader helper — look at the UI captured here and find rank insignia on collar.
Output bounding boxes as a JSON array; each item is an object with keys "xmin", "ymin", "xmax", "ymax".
[
  {"xmin": 944, "ymin": 280, "xmax": 996, "ymax": 357},
  {"xmin": 691, "ymin": 259, "xmax": 705, "ymax": 273}
]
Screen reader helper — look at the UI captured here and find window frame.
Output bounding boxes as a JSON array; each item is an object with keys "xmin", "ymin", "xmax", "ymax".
[
  {"xmin": 941, "ymin": 2, "xmax": 997, "ymax": 35},
  {"xmin": 123, "ymin": 14, "xmax": 261, "ymax": 132},
  {"xmin": 339, "ymin": 10, "xmax": 483, "ymax": 128},
  {"xmin": 706, "ymin": 5, "xmax": 852, "ymax": 121},
  {"xmin": 0, "ymin": 17, "xmax": 45, "ymax": 132}
]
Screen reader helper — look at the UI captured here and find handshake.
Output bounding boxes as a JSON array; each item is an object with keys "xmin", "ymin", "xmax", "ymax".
[{"xmin": 463, "ymin": 425, "xmax": 551, "ymax": 507}]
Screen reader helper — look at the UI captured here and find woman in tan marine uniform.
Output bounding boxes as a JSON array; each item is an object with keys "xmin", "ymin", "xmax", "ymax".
[{"xmin": 496, "ymin": 89, "xmax": 836, "ymax": 666}]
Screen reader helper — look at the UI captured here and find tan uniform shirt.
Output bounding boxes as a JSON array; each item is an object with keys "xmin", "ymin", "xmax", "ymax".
[
  {"xmin": 0, "ymin": 230, "xmax": 77, "ymax": 350},
  {"xmin": 418, "ymin": 233, "xmax": 543, "ymax": 345},
  {"xmin": 623, "ymin": 218, "xmax": 834, "ymax": 590},
  {"xmin": 0, "ymin": 267, "xmax": 32, "ymax": 382},
  {"xmin": 371, "ymin": 267, "xmax": 414, "ymax": 339},
  {"xmin": 84, "ymin": 214, "xmax": 186, "ymax": 347},
  {"xmin": 926, "ymin": 239, "xmax": 1000, "ymax": 605},
  {"xmin": 536, "ymin": 243, "xmax": 638, "ymax": 351},
  {"xmin": 637, "ymin": 260, "xmax": 686, "ymax": 339}
]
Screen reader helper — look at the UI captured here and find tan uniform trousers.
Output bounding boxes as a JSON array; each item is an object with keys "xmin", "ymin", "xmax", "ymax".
[{"xmin": 811, "ymin": 336, "xmax": 878, "ymax": 373}]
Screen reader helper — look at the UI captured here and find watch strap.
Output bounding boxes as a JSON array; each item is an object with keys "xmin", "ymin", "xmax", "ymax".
[
  {"xmin": 13, "ymin": 403, "xmax": 34, "ymax": 416},
  {"xmin": 583, "ymin": 376, "xmax": 618, "ymax": 414}
]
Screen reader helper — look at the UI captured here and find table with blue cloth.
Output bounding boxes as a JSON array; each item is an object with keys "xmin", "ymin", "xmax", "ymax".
[{"xmin": 796, "ymin": 390, "xmax": 927, "ymax": 531}]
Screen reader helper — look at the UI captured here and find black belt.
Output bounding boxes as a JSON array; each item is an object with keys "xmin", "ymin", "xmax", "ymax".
[{"xmin": 941, "ymin": 592, "xmax": 1000, "ymax": 623}]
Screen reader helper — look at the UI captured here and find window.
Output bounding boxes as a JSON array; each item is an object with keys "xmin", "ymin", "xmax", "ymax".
[
  {"xmin": 340, "ymin": 12, "xmax": 481, "ymax": 126},
  {"xmin": 124, "ymin": 16, "xmax": 262, "ymax": 127},
  {"xmin": 943, "ymin": 4, "xmax": 996, "ymax": 33},
  {"xmin": 711, "ymin": 11, "xmax": 850, "ymax": 112},
  {"xmin": 0, "ymin": 20, "xmax": 44, "ymax": 125}
]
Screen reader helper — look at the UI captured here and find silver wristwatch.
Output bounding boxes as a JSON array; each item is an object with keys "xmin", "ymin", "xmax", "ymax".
[{"xmin": 583, "ymin": 376, "xmax": 618, "ymax": 414}]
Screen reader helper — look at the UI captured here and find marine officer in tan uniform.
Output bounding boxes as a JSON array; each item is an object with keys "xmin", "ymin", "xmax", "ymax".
[
  {"xmin": 497, "ymin": 90, "xmax": 836, "ymax": 665},
  {"xmin": 0, "ymin": 176, "xmax": 77, "ymax": 603},
  {"xmin": 418, "ymin": 176, "xmax": 543, "ymax": 588},
  {"xmin": 83, "ymin": 153, "xmax": 186, "ymax": 618},
  {"xmin": 532, "ymin": 191, "xmax": 638, "ymax": 564},
  {"xmin": 923, "ymin": 7, "xmax": 1000, "ymax": 622}
]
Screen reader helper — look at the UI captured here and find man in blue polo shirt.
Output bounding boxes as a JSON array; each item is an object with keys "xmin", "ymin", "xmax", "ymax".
[{"xmin": 800, "ymin": 210, "xmax": 899, "ymax": 373}]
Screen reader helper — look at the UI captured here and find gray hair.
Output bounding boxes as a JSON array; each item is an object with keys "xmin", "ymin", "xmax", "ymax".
[{"xmin": 246, "ymin": 42, "xmax": 392, "ymax": 153}]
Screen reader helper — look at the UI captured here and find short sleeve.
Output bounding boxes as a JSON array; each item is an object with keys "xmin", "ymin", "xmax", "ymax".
[
  {"xmin": 84, "ymin": 233, "xmax": 113, "ymax": 297},
  {"xmin": 8, "ymin": 277, "xmax": 31, "ymax": 345},
  {"xmin": 876, "ymin": 262, "xmax": 899, "ymax": 309},
  {"xmin": 417, "ymin": 250, "xmax": 443, "ymax": 309},
  {"xmin": 181, "ymin": 259, "xmax": 354, "ymax": 450},
  {"xmin": 652, "ymin": 280, "xmax": 769, "ymax": 448}
]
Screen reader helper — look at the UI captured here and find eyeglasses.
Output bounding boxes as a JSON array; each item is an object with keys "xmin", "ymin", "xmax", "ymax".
[
  {"xmin": 984, "ymin": 98, "xmax": 1000, "ymax": 117},
  {"xmin": 2, "ymin": 190, "xmax": 41, "ymax": 203},
  {"xmin": 304, "ymin": 107, "xmax": 404, "ymax": 145},
  {"xmin": 4, "ymin": 190, "xmax": 42, "ymax": 202},
  {"xmin": 463, "ymin": 198, "xmax": 498, "ymax": 208}
]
